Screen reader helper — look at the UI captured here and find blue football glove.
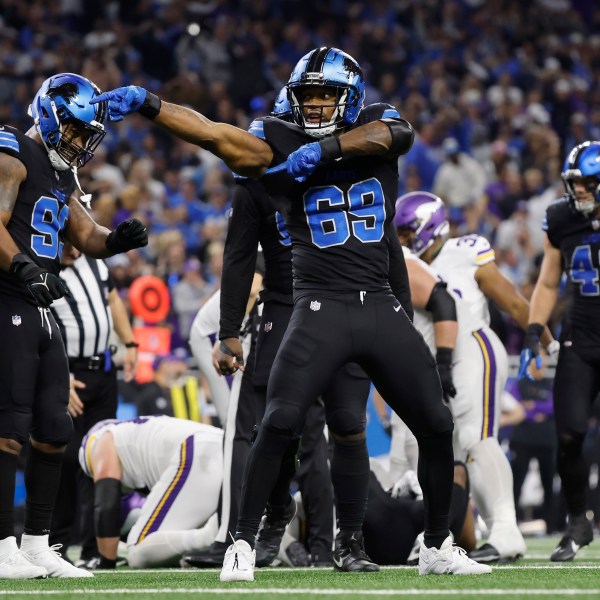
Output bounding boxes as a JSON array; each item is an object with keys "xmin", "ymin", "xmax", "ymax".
[
  {"xmin": 286, "ymin": 142, "xmax": 322, "ymax": 182},
  {"xmin": 90, "ymin": 86, "xmax": 147, "ymax": 122},
  {"xmin": 518, "ymin": 323, "xmax": 544, "ymax": 380}
]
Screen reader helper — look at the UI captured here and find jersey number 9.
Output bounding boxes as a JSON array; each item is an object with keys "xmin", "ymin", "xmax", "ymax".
[{"xmin": 31, "ymin": 196, "xmax": 69, "ymax": 260}]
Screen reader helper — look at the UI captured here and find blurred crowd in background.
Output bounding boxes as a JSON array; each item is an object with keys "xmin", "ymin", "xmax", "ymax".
[{"xmin": 1, "ymin": 0, "xmax": 599, "ymax": 350}]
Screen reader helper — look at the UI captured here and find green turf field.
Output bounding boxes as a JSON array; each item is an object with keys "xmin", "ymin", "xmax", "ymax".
[{"xmin": 1, "ymin": 536, "xmax": 599, "ymax": 600}]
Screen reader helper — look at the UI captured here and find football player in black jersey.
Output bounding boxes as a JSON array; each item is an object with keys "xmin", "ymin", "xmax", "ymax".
[
  {"xmin": 94, "ymin": 47, "xmax": 490, "ymax": 579},
  {"xmin": 520, "ymin": 141, "xmax": 600, "ymax": 562},
  {"xmin": 0, "ymin": 73, "xmax": 147, "ymax": 580}
]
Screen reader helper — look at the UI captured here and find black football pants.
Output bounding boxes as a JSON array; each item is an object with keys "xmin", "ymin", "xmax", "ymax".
[{"xmin": 238, "ymin": 290, "xmax": 453, "ymax": 542}]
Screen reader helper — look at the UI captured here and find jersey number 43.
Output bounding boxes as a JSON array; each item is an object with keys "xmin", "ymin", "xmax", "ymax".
[{"xmin": 570, "ymin": 244, "xmax": 600, "ymax": 296}]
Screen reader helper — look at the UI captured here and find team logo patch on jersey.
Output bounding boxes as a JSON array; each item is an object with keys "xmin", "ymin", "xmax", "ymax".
[
  {"xmin": 12, "ymin": 315, "xmax": 21, "ymax": 326},
  {"xmin": 264, "ymin": 321, "xmax": 273, "ymax": 332},
  {"xmin": 310, "ymin": 300, "xmax": 321, "ymax": 312}
]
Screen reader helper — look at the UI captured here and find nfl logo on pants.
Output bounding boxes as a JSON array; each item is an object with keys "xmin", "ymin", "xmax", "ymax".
[
  {"xmin": 12, "ymin": 315, "xmax": 21, "ymax": 326},
  {"xmin": 310, "ymin": 301, "xmax": 321, "ymax": 312}
]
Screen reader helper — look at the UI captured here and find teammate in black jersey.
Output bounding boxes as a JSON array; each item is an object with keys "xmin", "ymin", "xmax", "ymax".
[
  {"xmin": 183, "ymin": 176, "xmax": 339, "ymax": 569},
  {"xmin": 520, "ymin": 141, "xmax": 600, "ymax": 561},
  {"xmin": 0, "ymin": 73, "xmax": 147, "ymax": 580},
  {"xmin": 94, "ymin": 46, "xmax": 490, "ymax": 579},
  {"xmin": 195, "ymin": 93, "xmax": 370, "ymax": 570}
]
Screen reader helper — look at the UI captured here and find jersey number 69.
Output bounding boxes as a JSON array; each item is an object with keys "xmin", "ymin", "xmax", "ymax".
[{"xmin": 303, "ymin": 178, "xmax": 386, "ymax": 249}]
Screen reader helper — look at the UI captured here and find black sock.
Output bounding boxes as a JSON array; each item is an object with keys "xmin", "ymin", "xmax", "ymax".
[
  {"xmin": 267, "ymin": 437, "xmax": 300, "ymax": 510},
  {"xmin": 418, "ymin": 430, "xmax": 453, "ymax": 549},
  {"xmin": 448, "ymin": 483, "xmax": 469, "ymax": 540},
  {"xmin": 235, "ymin": 426, "xmax": 292, "ymax": 548},
  {"xmin": 0, "ymin": 450, "xmax": 18, "ymax": 539},
  {"xmin": 557, "ymin": 434, "xmax": 587, "ymax": 517},
  {"xmin": 24, "ymin": 444, "xmax": 64, "ymax": 536},
  {"xmin": 331, "ymin": 437, "xmax": 369, "ymax": 533}
]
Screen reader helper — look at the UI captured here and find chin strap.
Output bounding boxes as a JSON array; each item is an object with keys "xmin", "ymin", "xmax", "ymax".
[{"xmin": 71, "ymin": 166, "xmax": 92, "ymax": 209}]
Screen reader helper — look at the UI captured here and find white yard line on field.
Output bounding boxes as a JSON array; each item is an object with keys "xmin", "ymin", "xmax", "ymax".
[{"xmin": 1, "ymin": 588, "xmax": 600, "ymax": 597}]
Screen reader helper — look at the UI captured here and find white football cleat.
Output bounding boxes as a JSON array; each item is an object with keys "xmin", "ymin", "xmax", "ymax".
[
  {"xmin": 20, "ymin": 536, "xmax": 93, "ymax": 578},
  {"xmin": 220, "ymin": 539, "xmax": 255, "ymax": 582},
  {"xmin": 0, "ymin": 537, "xmax": 47, "ymax": 579},
  {"xmin": 419, "ymin": 536, "xmax": 492, "ymax": 575}
]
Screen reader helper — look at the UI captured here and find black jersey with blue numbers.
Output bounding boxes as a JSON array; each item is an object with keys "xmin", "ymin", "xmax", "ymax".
[
  {"xmin": 0, "ymin": 126, "xmax": 76, "ymax": 303},
  {"xmin": 219, "ymin": 178, "xmax": 293, "ymax": 339},
  {"xmin": 544, "ymin": 197, "xmax": 600, "ymax": 350},
  {"xmin": 252, "ymin": 104, "xmax": 403, "ymax": 293}
]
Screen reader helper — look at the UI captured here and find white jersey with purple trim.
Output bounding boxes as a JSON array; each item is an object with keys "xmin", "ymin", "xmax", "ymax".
[
  {"xmin": 80, "ymin": 415, "xmax": 223, "ymax": 490},
  {"xmin": 429, "ymin": 234, "xmax": 495, "ymax": 333},
  {"xmin": 402, "ymin": 246, "xmax": 437, "ymax": 350},
  {"xmin": 398, "ymin": 245, "xmax": 508, "ymax": 456}
]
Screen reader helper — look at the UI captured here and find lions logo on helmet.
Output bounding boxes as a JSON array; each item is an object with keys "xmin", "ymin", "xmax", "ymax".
[
  {"xmin": 393, "ymin": 192, "xmax": 449, "ymax": 257},
  {"xmin": 28, "ymin": 73, "xmax": 108, "ymax": 171},
  {"xmin": 271, "ymin": 87, "xmax": 293, "ymax": 121},
  {"xmin": 287, "ymin": 47, "xmax": 365, "ymax": 137},
  {"xmin": 562, "ymin": 141, "xmax": 600, "ymax": 215}
]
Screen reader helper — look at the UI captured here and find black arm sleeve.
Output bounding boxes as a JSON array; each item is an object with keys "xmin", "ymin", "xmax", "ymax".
[
  {"xmin": 385, "ymin": 220, "xmax": 414, "ymax": 322},
  {"xmin": 425, "ymin": 282, "xmax": 457, "ymax": 323},
  {"xmin": 380, "ymin": 118, "xmax": 415, "ymax": 158},
  {"xmin": 219, "ymin": 183, "xmax": 261, "ymax": 339}
]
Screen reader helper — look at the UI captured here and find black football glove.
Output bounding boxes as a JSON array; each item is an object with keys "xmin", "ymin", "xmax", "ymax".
[
  {"xmin": 518, "ymin": 323, "xmax": 544, "ymax": 380},
  {"xmin": 9, "ymin": 254, "xmax": 70, "ymax": 308},
  {"xmin": 106, "ymin": 219, "xmax": 148, "ymax": 254},
  {"xmin": 436, "ymin": 347, "xmax": 457, "ymax": 403}
]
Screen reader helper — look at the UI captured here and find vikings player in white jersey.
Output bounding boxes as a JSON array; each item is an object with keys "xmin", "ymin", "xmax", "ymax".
[
  {"xmin": 79, "ymin": 416, "xmax": 223, "ymax": 568},
  {"xmin": 394, "ymin": 192, "xmax": 556, "ymax": 563},
  {"xmin": 385, "ymin": 244, "xmax": 458, "ymax": 483}
]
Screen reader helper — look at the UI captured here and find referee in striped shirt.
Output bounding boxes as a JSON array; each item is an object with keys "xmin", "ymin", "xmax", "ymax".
[{"xmin": 49, "ymin": 242, "xmax": 139, "ymax": 568}]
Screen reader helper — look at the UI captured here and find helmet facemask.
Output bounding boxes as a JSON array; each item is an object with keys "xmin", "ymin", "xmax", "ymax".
[
  {"xmin": 393, "ymin": 192, "xmax": 449, "ymax": 256},
  {"xmin": 287, "ymin": 48, "xmax": 365, "ymax": 137},
  {"xmin": 29, "ymin": 75, "xmax": 107, "ymax": 171},
  {"xmin": 562, "ymin": 170, "xmax": 600, "ymax": 215},
  {"xmin": 44, "ymin": 86, "xmax": 107, "ymax": 169},
  {"xmin": 288, "ymin": 84, "xmax": 353, "ymax": 137}
]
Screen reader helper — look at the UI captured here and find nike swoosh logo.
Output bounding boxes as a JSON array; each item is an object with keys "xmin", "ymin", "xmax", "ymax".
[
  {"xmin": 333, "ymin": 556, "xmax": 344, "ymax": 568},
  {"xmin": 394, "ymin": 305, "xmax": 401, "ymax": 312}
]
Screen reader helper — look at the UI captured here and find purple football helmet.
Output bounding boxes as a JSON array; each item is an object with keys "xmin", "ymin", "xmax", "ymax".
[{"xmin": 393, "ymin": 191, "xmax": 449, "ymax": 256}]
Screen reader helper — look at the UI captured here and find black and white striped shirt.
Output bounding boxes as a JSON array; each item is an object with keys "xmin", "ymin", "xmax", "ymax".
[{"xmin": 51, "ymin": 256, "xmax": 114, "ymax": 358}]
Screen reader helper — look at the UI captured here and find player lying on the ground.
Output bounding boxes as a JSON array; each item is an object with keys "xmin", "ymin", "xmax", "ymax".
[
  {"xmin": 79, "ymin": 415, "xmax": 222, "ymax": 568},
  {"xmin": 363, "ymin": 462, "xmax": 476, "ymax": 565}
]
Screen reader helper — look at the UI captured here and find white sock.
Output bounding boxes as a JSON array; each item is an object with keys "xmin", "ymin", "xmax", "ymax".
[
  {"xmin": 20, "ymin": 534, "xmax": 49, "ymax": 551},
  {"xmin": 467, "ymin": 438, "xmax": 525, "ymax": 553}
]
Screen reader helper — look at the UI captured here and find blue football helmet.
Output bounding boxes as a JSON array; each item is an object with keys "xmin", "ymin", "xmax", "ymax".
[
  {"xmin": 287, "ymin": 47, "xmax": 365, "ymax": 137},
  {"xmin": 271, "ymin": 87, "xmax": 292, "ymax": 121},
  {"xmin": 28, "ymin": 73, "xmax": 107, "ymax": 170},
  {"xmin": 562, "ymin": 141, "xmax": 600, "ymax": 215},
  {"xmin": 393, "ymin": 192, "xmax": 449, "ymax": 256}
]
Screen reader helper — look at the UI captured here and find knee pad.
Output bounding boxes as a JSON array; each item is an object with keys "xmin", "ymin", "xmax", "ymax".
[
  {"xmin": 6, "ymin": 412, "xmax": 31, "ymax": 447},
  {"xmin": 37, "ymin": 411, "xmax": 73, "ymax": 446},
  {"xmin": 326, "ymin": 408, "xmax": 365, "ymax": 436},
  {"xmin": 263, "ymin": 405, "xmax": 303, "ymax": 435}
]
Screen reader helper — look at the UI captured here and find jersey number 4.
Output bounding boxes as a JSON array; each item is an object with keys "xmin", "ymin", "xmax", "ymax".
[
  {"xmin": 570, "ymin": 245, "xmax": 600, "ymax": 296},
  {"xmin": 31, "ymin": 196, "xmax": 69, "ymax": 260},
  {"xmin": 303, "ymin": 178, "xmax": 385, "ymax": 249}
]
